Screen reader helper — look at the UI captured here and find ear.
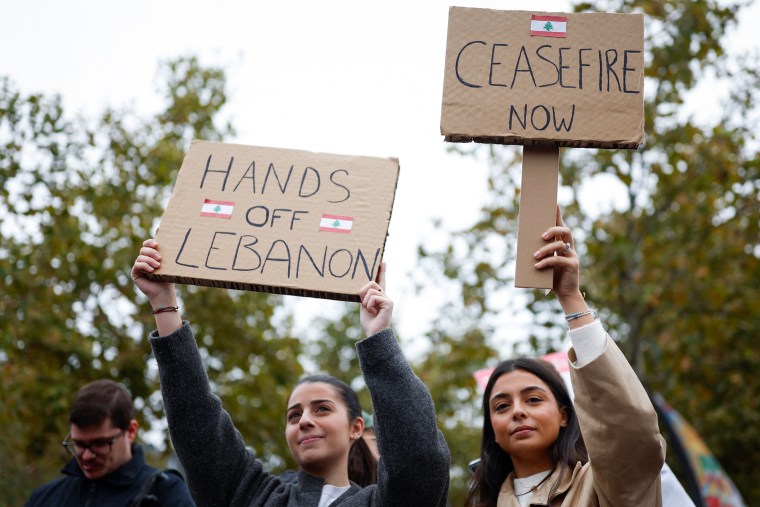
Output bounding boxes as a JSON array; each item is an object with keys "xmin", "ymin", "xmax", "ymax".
[
  {"xmin": 559, "ymin": 407, "xmax": 569, "ymax": 428},
  {"xmin": 126, "ymin": 419, "xmax": 139, "ymax": 442},
  {"xmin": 350, "ymin": 416, "xmax": 365, "ymax": 440}
]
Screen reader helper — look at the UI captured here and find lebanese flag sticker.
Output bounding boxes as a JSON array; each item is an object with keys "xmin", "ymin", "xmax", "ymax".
[{"xmin": 530, "ymin": 15, "xmax": 568, "ymax": 38}]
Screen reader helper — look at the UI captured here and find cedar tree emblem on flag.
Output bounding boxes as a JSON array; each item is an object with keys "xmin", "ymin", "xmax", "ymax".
[
  {"xmin": 319, "ymin": 214, "xmax": 353, "ymax": 234},
  {"xmin": 200, "ymin": 198, "xmax": 235, "ymax": 219},
  {"xmin": 530, "ymin": 15, "xmax": 568, "ymax": 38}
]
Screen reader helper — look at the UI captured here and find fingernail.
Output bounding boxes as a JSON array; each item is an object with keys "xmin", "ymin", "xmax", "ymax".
[
  {"xmin": 533, "ymin": 250, "xmax": 541, "ymax": 258},
  {"xmin": 542, "ymin": 232, "xmax": 550, "ymax": 239}
]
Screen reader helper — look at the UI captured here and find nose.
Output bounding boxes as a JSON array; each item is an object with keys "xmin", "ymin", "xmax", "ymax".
[
  {"xmin": 80, "ymin": 447, "xmax": 97, "ymax": 460},
  {"xmin": 299, "ymin": 411, "xmax": 315, "ymax": 429},
  {"xmin": 512, "ymin": 401, "xmax": 527, "ymax": 420}
]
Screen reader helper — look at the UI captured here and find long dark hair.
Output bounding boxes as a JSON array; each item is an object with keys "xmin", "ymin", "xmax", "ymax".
[
  {"xmin": 294, "ymin": 375, "xmax": 378, "ymax": 487},
  {"xmin": 465, "ymin": 358, "xmax": 588, "ymax": 507}
]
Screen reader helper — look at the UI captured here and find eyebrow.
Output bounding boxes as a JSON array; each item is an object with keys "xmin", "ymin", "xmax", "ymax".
[
  {"xmin": 286, "ymin": 398, "xmax": 336, "ymax": 412},
  {"xmin": 490, "ymin": 385, "xmax": 548, "ymax": 403}
]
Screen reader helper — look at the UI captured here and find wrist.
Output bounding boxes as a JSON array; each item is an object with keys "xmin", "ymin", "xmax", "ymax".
[{"xmin": 557, "ymin": 291, "xmax": 587, "ymax": 314}]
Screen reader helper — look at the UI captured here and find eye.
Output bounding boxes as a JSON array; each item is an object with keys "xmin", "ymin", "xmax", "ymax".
[
  {"xmin": 526, "ymin": 396, "xmax": 543, "ymax": 404},
  {"xmin": 287, "ymin": 411, "xmax": 301, "ymax": 422},
  {"xmin": 316, "ymin": 405, "xmax": 331, "ymax": 413},
  {"xmin": 494, "ymin": 401, "xmax": 511, "ymax": 412}
]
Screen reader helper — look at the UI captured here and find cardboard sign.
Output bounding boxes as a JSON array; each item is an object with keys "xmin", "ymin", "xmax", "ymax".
[
  {"xmin": 441, "ymin": 7, "xmax": 645, "ymax": 149},
  {"xmin": 149, "ymin": 140, "xmax": 400, "ymax": 302}
]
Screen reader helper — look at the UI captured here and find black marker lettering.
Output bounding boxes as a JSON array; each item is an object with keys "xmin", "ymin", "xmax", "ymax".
[
  {"xmin": 297, "ymin": 244, "xmax": 327, "ymax": 278},
  {"xmin": 233, "ymin": 161, "xmax": 257, "ymax": 192},
  {"xmin": 578, "ymin": 48, "xmax": 592, "ymax": 90},
  {"xmin": 511, "ymin": 46, "xmax": 537, "ymax": 88},
  {"xmin": 261, "ymin": 240, "xmax": 292, "ymax": 277},
  {"xmin": 456, "ymin": 41, "xmax": 487, "ymax": 88},
  {"xmin": 298, "ymin": 166, "xmax": 320, "ymax": 197},
  {"xmin": 489, "ymin": 43, "xmax": 509, "ymax": 87},
  {"xmin": 262, "ymin": 163, "xmax": 294, "ymax": 194},
  {"xmin": 552, "ymin": 105, "xmax": 576, "ymax": 132},
  {"xmin": 352, "ymin": 248, "xmax": 382, "ymax": 281},
  {"xmin": 558, "ymin": 47, "xmax": 575, "ymax": 89},
  {"xmin": 605, "ymin": 49, "xmax": 621, "ymax": 92},
  {"xmin": 509, "ymin": 104, "xmax": 528, "ymax": 130},
  {"xmin": 328, "ymin": 169, "xmax": 350, "ymax": 203},
  {"xmin": 200, "ymin": 154, "xmax": 234, "ymax": 191},
  {"xmin": 175, "ymin": 228, "xmax": 199, "ymax": 268},
  {"xmin": 246, "ymin": 206, "xmax": 269, "ymax": 228},
  {"xmin": 232, "ymin": 235, "xmax": 262, "ymax": 271},
  {"xmin": 206, "ymin": 231, "xmax": 235, "ymax": 270},
  {"xmin": 536, "ymin": 45, "xmax": 560, "ymax": 87},
  {"xmin": 623, "ymin": 50, "xmax": 642, "ymax": 93},
  {"xmin": 530, "ymin": 105, "xmax": 550, "ymax": 131},
  {"xmin": 328, "ymin": 249, "xmax": 353, "ymax": 278}
]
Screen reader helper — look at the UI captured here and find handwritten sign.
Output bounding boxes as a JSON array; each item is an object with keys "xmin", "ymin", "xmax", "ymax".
[
  {"xmin": 441, "ymin": 8, "xmax": 644, "ymax": 149},
  {"xmin": 149, "ymin": 140, "xmax": 400, "ymax": 301},
  {"xmin": 441, "ymin": 8, "xmax": 644, "ymax": 289}
]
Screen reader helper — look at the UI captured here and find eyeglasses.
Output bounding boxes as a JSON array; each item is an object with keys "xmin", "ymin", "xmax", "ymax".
[{"xmin": 62, "ymin": 430, "xmax": 126, "ymax": 457}]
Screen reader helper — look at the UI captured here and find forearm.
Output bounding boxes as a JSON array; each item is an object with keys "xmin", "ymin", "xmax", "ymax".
[
  {"xmin": 357, "ymin": 329, "xmax": 450, "ymax": 506},
  {"xmin": 150, "ymin": 323, "xmax": 263, "ymax": 505},
  {"xmin": 569, "ymin": 336, "xmax": 665, "ymax": 505}
]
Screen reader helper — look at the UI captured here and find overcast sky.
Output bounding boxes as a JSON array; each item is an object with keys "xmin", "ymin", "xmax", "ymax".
[{"xmin": 3, "ymin": 0, "xmax": 758, "ymax": 348}]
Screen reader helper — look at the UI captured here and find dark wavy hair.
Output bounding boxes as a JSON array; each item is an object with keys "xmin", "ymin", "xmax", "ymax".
[
  {"xmin": 293, "ymin": 375, "xmax": 378, "ymax": 487},
  {"xmin": 465, "ymin": 358, "xmax": 588, "ymax": 507}
]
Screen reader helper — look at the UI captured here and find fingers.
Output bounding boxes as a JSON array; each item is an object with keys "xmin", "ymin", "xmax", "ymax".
[
  {"xmin": 556, "ymin": 204, "xmax": 566, "ymax": 228},
  {"xmin": 132, "ymin": 239, "xmax": 161, "ymax": 276},
  {"xmin": 359, "ymin": 282, "xmax": 385, "ymax": 307}
]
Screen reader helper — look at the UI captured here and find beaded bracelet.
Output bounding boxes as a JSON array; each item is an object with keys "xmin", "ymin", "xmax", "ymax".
[
  {"xmin": 152, "ymin": 306, "xmax": 179, "ymax": 315},
  {"xmin": 564, "ymin": 308, "xmax": 597, "ymax": 321}
]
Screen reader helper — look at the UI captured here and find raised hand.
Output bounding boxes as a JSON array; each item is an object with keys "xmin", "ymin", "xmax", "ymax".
[{"xmin": 359, "ymin": 263, "xmax": 393, "ymax": 337}]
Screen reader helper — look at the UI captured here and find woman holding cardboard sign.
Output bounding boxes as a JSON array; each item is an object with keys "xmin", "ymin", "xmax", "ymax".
[
  {"xmin": 131, "ymin": 240, "xmax": 450, "ymax": 507},
  {"xmin": 465, "ymin": 208, "xmax": 665, "ymax": 507}
]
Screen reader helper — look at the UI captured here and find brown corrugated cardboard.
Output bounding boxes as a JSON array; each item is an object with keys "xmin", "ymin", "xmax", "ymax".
[
  {"xmin": 441, "ymin": 7, "xmax": 645, "ymax": 149},
  {"xmin": 515, "ymin": 146, "xmax": 559, "ymax": 289},
  {"xmin": 148, "ymin": 140, "xmax": 400, "ymax": 302},
  {"xmin": 441, "ymin": 7, "xmax": 644, "ymax": 289}
]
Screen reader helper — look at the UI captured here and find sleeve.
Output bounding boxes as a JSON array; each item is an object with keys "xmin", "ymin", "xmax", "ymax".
[
  {"xmin": 149, "ymin": 322, "xmax": 281, "ymax": 507},
  {"xmin": 356, "ymin": 329, "xmax": 451, "ymax": 507},
  {"xmin": 568, "ymin": 331, "xmax": 666, "ymax": 506},
  {"xmin": 568, "ymin": 319, "xmax": 607, "ymax": 367}
]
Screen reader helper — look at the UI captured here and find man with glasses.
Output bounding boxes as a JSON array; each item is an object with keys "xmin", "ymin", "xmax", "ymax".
[{"xmin": 26, "ymin": 379, "xmax": 195, "ymax": 506}]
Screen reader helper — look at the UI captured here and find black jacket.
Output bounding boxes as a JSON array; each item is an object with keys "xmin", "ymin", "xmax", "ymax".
[{"xmin": 26, "ymin": 443, "xmax": 195, "ymax": 507}]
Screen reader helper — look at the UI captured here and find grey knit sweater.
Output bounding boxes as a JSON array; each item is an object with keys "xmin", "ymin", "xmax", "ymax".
[{"xmin": 149, "ymin": 323, "xmax": 450, "ymax": 507}]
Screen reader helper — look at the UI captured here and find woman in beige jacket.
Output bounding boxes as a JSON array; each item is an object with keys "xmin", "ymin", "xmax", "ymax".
[{"xmin": 466, "ymin": 209, "xmax": 665, "ymax": 507}]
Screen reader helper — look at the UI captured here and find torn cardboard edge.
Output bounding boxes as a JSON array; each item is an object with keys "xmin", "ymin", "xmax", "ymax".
[
  {"xmin": 146, "ymin": 272, "xmax": 366, "ymax": 302},
  {"xmin": 444, "ymin": 135, "xmax": 642, "ymax": 150}
]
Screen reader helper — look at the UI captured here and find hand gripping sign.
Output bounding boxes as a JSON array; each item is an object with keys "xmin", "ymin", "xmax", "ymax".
[
  {"xmin": 441, "ymin": 7, "xmax": 644, "ymax": 288},
  {"xmin": 149, "ymin": 140, "xmax": 400, "ymax": 301}
]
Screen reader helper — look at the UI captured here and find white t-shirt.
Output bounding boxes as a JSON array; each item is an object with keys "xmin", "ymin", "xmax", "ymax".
[
  {"xmin": 318, "ymin": 484, "xmax": 351, "ymax": 507},
  {"xmin": 513, "ymin": 470, "xmax": 551, "ymax": 507}
]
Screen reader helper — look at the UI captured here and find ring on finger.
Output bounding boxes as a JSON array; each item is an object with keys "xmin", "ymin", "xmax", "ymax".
[{"xmin": 562, "ymin": 242, "xmax": 572, "ymax": 255}]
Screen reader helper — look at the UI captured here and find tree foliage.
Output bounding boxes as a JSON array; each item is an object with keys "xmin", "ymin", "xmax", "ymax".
[
  {"xmin": 0, "ymin": 56, "xmax": 304, "ymax": 505},
  {"xmin": 411, "ymin": 0, "xmax": 760, "ymax": 504}
]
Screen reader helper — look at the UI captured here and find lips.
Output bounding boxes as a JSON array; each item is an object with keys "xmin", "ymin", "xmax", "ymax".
[
  {"xmin": 298, "ymin": 435, "xmax": 323, "ymax": 446},
  {"xmin": 510, "ymin": 425, "xmax": 534, "ymax": 436}
]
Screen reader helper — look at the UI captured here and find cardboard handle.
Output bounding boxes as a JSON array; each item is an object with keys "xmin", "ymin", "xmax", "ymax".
[{"xmin": 514, "ymin": 146, "xmax": 560, "ymax": 289}]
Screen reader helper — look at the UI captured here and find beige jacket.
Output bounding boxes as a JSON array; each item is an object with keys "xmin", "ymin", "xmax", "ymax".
[{"xmin": 497, "ymin": 335, "xmax": 665, "ymax": 506}]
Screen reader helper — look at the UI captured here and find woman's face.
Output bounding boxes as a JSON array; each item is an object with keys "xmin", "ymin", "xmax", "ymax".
[
  {"xmin": 489, "ymin": 369, "xmax": 568, "ymax": 474},
  {"xmin": 285, "ymin": 382, "xmax": 361, "ymax": 477}
]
